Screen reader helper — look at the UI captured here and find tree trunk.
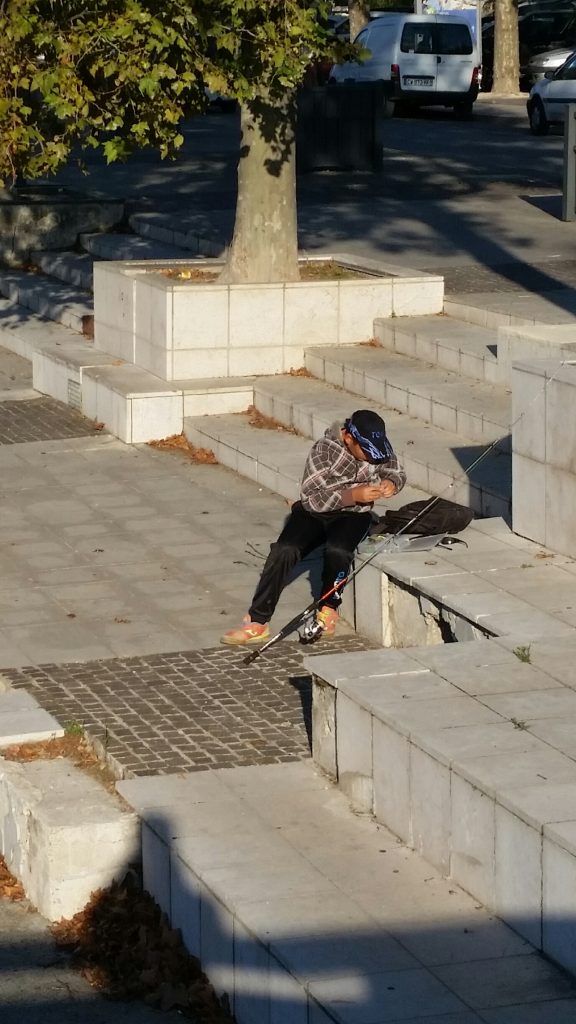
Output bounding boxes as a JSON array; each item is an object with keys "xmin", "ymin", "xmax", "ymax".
[
  {"xmin": 220, "ymin": 89, "xmax": 299, "ymax": 284},
  {"xmin": 349, "ymin": 0, "xmax": 370, "ymax": 41},
  {"xmin": 492, "ymin": 0, "xmax": 520, "ymax": 94}
]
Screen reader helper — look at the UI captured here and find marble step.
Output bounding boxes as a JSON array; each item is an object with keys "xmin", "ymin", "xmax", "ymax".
[
  {"xmin": 31, "ymin": 251, "xmax": 94, "ymax": 292},
  {"xmin": 185, "ymin": 394, "xmax": 511, "ymax": 519},
  {"xmin": 305, "ymin": 344, "xmax": 510, "ymax": 445},
  {"xmin": 80, "ymin": 231, "xmax": 197, "ymax": 262},
  {"xmin": 0, "ymin": 269, "xmax": 93, "ymax": 336},
  {"xmin": 373, "ymin": 314, "xmax": 501, "ymax": 384}
]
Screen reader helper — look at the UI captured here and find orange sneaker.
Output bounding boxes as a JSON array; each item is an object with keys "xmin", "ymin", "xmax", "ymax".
[
  {"xmin": 221, "ymin": 615, "xmax": 270, "ymax": 646},
  {"xmin": 316, "ymin": 606, "xmax": 339, "ymax": 636}
]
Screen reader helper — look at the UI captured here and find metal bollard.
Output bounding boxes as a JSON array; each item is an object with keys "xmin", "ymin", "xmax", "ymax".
[{"xmin": 562, "ymin": 104, "xmax": 576, "ymax": 222}]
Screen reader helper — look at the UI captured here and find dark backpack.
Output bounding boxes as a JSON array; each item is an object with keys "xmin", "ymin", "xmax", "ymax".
[{"xmin": 371, "ymin": 498, "xmax": 474, "ymax": 537}]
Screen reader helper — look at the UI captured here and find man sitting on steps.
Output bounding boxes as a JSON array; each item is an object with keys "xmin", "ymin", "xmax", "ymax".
[{"xmin": 221, "ymin": 409, "xmax": 406, "ymax": 646}]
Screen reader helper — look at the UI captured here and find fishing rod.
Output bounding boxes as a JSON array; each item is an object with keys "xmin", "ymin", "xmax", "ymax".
[{"xmin": 242, "ymin": 358, "xmax": 574, "ymax": 667}]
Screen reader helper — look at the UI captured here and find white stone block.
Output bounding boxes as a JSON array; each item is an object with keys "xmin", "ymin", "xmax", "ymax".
[
  {"xmin": 229, "ymin": 286, "xmax": 284, "ymax": 348},
  {"xmin": 410, "ymin": 745, "xmax": 451, "ymax": 873},
  {"xmin": 338, "ymin": 282, "xmax": 393, "ymax": 343},
  {"xmin": 312, "ymin": 679, "xmax": 337, "ymax": 780},
  {"xmin": 172, "ymin": 286, "xmax": 229, "ymax": 349},
  {"xmin": 143, "ymin": 822, "xmax": 171, "ymax": 919},
  {"xmin": 450, "ymin": 772, "xmax": 495, "ymax": 907},
  {"xmin": 81, "ymin": 374, "xmax": 132, "ymax": 444},
  {"xmin": 393, "ymin": 277, "xmax": 443, "ymax": 316},
  {"xmin": 170, "ymin": 852, "xmax": 202, "ymax": 960},
  {"xmin": 269, "ymin": 959, "xmax": 307, "ymax": 1024},
  {"xmin": 0, "ymin": 709, "xmax": 64, "ymax": 747},
  {"xmin": 130, "ymin": 395, "xmax": 183, "ymax": 443},
  {"xmin": 93, "ymin": 264, "xmax": 135, "ymax": 361},
  {"xmin": 512, "ymin": 361, "xmax": 547, "ymax": 462},
  {"xmin": 284, "ymin": 284, "xmax": 338, "ymax": 347},
  {"xmin": 200, "ymin": 888, "xmax": 236, "ymax": 1002},
  {"xmin": 546, "ymin": 463, "xmax": 576, "ymax": 557},
  {"xmin": 173, "ymin": 348, "xmax": 230, "ymax": 380},
  {"xmin": 543, "ymin": 835, "xmax": 576, "ymax": 973},
  {"xmin": 353, "ymin": 563, "xmax": 389, "ymax": 645},
  {"xmin": 513, "ymin": 454, "xmax": 546, "ymax": 544},
  {"xmin": 229, "ymin": 347, "xmax": 284, "ymax": 378},
  {"xmin": 0, "ymin": 759, "xmax": 140, "ymax": 921},
  {"xmin": 234, "ymin": 919, "xmax": 271, "ymax": 1024},
  {"xmin": 336, "ymin": 692, "xmax": 373, "ymax": 812},
  {"xmin": 495, "ymin": 804, "xmax": 542, "ymax": 948},
  {"xmin": 372, "ymin": 718, "xmax": 411, "ymax": 842}
]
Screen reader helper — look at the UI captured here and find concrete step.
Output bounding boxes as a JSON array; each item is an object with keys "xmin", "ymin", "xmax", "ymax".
[
  {"xmin": 80, "ymin": 232, "xmax": 197, "ymax": 261},
  {"xmin": 374, "ymin": 314, "xmax": 502, "ymax": 385},
  {"xmin": 305, "ymin": 344, "xmax": 510, "ymax": 446},
  {"xmin": 0, "ymin": 268, "xmax": 93, "ymax": 336},
  {"xmin": 445, "ymin": 291, "xmax": 576, "ymax": 329},
  {"xmin": 309, "ymin": 629, "xmax": 576, "ymax": 980},
  {"xmin": 252, "ymin": 375, "xmax": 510, "ymax": 514},
  {"xmin": 31, "ymin": 251, "xmax": 94, "ymax": 292},
  {"xmin": 118, "ymin": 759, "xmax": 575, "ymax": 1021},
  {"xmin": 0, "ymin": 295, "xmax": 91, "ymax": 363},
  {"xmin": 129, "ymin": 211, "xmax": 226, "ymax": 257},
  {"xmin": 185, "ymin": 394, "xmax": 511, "ymax": 519}
]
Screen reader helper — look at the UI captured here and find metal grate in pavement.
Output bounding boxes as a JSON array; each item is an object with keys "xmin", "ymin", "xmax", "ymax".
[{"xmin": 3, "ymin": 636, "xmax": 374, "ymax": 778}]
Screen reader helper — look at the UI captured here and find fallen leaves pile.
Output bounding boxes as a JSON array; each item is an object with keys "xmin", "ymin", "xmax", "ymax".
[
  {"xmin": 50, "ymin": 878, "xmax": 233, "ymax": 1022},
  {"xmin": 0, "ymin": 855, "xmax": 25, "ymax": 901},
  {"xmin": 246, "ymin": 405, "xmax": 297, "ymax": 434},
  {"xmin": 148, "ymin": 434, "xmax": 218, "ymax": 464}
]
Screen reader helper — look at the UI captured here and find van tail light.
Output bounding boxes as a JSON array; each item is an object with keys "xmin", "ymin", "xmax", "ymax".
[
  {"xmin": 471, "ymin": 66, "xmax": 479, "ymax": 85},
  {"xmin": 391, "ymin": 63, "xmax": 400, "ymax": 82}
]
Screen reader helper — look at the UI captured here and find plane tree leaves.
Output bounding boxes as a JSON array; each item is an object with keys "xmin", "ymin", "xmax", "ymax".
[{"xmin": 0, "ymin": 0, "xmax": 350, "ymax": 184}]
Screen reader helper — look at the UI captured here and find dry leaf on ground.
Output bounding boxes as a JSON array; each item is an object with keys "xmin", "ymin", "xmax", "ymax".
[{"xmin": 148, "ymin": 434, "xmax": 218, "ymax": 464}]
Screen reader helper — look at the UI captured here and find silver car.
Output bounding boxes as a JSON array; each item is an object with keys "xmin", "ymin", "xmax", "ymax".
[{"xmin": 525, "ymin": 45, "xmax": 575, "ymax": 87}]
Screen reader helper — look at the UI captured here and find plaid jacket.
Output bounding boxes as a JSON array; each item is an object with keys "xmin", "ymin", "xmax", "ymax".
[{"xmin": 300, "ymin": 421, "xmax": 406, "ymax": 514}]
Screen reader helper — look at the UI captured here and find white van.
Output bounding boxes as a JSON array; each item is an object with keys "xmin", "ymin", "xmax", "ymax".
[{"xmin": 330, "ymin": 13, "xmax": 480, "ymax": 116}]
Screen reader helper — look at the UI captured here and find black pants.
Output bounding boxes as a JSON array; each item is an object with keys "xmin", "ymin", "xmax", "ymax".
[{"xmin": 249, "ymin": 502, "xmax": 372, "ymax": 624}]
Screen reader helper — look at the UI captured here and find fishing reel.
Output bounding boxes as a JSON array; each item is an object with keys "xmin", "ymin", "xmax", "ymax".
[{"xmin": 299, "ymin": 613, "xmax": 324, "ymax": 645}]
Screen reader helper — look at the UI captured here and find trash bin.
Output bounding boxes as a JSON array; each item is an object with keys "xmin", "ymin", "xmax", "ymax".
[{"xmin": 297, "ymin": 82, "xmax": 384, "ymax": 173}]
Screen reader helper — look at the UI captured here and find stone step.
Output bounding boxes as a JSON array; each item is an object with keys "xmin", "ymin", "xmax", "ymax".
[
  {"xmin": 305, "ymin": 344, "xmax": 510, "ymax": 445},
  {"xmin": 185, "ymin": 394, "xmax": 511, "ymax": 519},
  {"xmin": 308, "ymin": 629, "xmax": 576, "ymax": 980},
  {"xmin": 31, "ymin": 250, "xmax": 94, "ymax": 292},
  {"xmin": 80, "ymin": 232, "xmax": 197, "ymax": 262},
  {"xmin": 253, "ymin": 375, "xmax": 510, "ymax": 514},
  {"xmin": 118, "ymin": 759, "xmax": 575, "ymax": 1021},
  {"xmin": 445, "ymin": 291, "xmax": 576, "ymax": 329},
  {"xmin": 374, "ymin": 314, "xmax": 502, "ymax": 385},
  {"xmin": 0, "ymin": 295, "xmax": 91, "ymax": 364},
  {"xmin": 0, "ymin": 268, "xmax": 93, "ymax": 336},
  {"xmin": 129, "ymin": 211, "xmax": 226, "ymax": 257}
]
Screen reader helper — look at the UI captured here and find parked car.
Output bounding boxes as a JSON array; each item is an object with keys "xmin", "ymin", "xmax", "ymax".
[
  {"xmin": 330, "ymin": 13, "xmax": 480, "ymax": 116},
  {"xmin": 526, "ymin": 48, "xmax": 576, "ymax": 132},
  {"xmin": 524, "ymin": 44, "xmax": 574, "ymax": 85},
  {"xmin": 483, "ymin": 5, "xmax": 576, "ymax": 91}
]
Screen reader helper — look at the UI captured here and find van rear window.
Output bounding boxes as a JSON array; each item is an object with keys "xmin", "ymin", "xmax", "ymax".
[
  {"xmin": 400, "ymin": 21, "xmax": 473, "ymax": 55},
  {"xmin": 435, "ymin": 24, "xmax": 473, "ymax": 55}
]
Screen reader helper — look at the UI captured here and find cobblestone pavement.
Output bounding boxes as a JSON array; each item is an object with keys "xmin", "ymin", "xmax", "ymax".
[
  {"xmin": 435, "ymin": 257, "xmax": 576, "ymax": 296},
  {"xmin": 3, "ymin": 635, "xmax": 372, "ymax": 777},
  {"xmin": 0, "ymin": 397, "xmax": 102, "ymax": 445}
]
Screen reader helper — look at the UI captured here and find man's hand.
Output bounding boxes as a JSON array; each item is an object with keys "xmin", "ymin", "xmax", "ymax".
[
  {"xmin": 378, "ymin": 479, "xmax": 397, "ymax": 499},
  {"xmin": 352, "ymin": 482, "xmax": 395, "ymax": 504}
]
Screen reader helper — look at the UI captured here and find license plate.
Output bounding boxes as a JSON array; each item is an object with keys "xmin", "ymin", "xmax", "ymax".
[{"xmin": 403, "ymin": 76, "xmax": 433, "ymax": 86}]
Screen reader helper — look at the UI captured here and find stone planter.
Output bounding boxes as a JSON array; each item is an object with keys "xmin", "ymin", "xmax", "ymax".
[{"xmin": 94, "ymin": 254, "xmax": 443, "ymax": 381}]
